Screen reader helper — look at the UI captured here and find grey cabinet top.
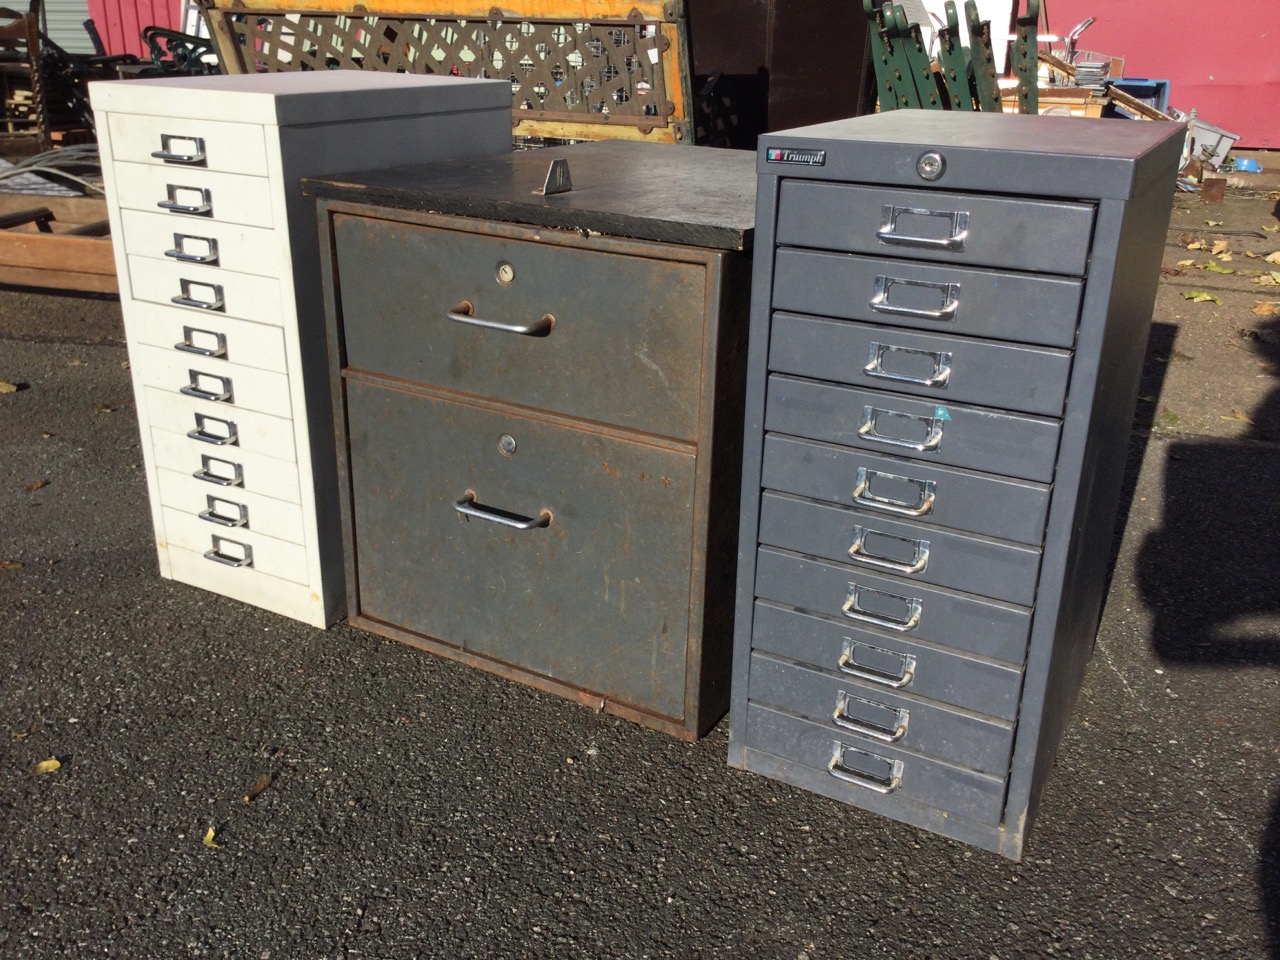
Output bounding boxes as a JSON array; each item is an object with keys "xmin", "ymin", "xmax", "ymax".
[{"xmin": 304, "ymin": 140, "xmax": 758, "ymax": 251}]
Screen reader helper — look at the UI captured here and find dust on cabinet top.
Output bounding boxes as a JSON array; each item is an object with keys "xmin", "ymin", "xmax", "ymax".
[{"xmin": 304, "ymin": 140, "xmax": 757, "ymax": 251}]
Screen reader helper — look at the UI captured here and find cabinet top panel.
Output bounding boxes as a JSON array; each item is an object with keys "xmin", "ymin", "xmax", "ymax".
[
  {"xmin": 305, "ymin": 140, "xmax": 757, "ymax": 251},
  {"xmin": 758, "ymin": 112, "xmax": 1185, "ymax": 202}
]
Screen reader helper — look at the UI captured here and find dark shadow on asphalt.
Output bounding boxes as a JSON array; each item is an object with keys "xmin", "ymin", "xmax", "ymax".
[{"xmin": 1265, "ymin": 789, "xmax": 1280, "ymax": 959}]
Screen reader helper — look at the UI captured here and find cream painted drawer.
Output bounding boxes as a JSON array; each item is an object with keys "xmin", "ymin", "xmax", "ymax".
[
  {"xmin": 126, "ymin": 256, "xmax": 284, "ymax": 326},
  {"xmin": 126, "ymin": 301, "xmax": 288, "ymax": 374},
  {"xmin": 151, "ymin": 427, "xmax": 302, "ymax": 505},
  {"xmin": 155, "ymin": 466, "xmax": 307, "ymax": 546},
  {"xmin": 106, "ymin": 113, "xmax": 268, "ymax": 174},
  {"xmin": 118, "ymin": 208, "xmax": 286, "ymax": 277},
  {"xmin": 112, "ymin": 161, "xmax": 274, "ymax": 229},
  {"xmin": 142, "ymin": 385, "xmax": 295, "ymax": 461},
  {"xmin": 131, "ymin": 342, "xmax": 293, "ymax": 419},
  {"xmin": 161, "ymin": 506, "xmax": 309, "ymax": 585},
  {"xmin": 164, "ymin": 545, "xmax": 322, "ymax": 624}
]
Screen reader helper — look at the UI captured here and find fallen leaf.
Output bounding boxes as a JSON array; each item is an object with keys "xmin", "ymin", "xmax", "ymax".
[
  {"xmin": 202, "ymin": 827, "xmax": 222, "ymax": 849},
  {"xmin": 1217, "ymin": 252, "xmax": 1234, "ymax": 262},
  {"xmin": 1266, "ymin": 251, "xmax": 1280, "ymax": 265},
  {"xmin": 1186, "ymin": 240, "xmax": 1206, "ymax": 251},
  {"xmin": 1204, "ymin": 262, "xmax": 1235, "ymax": 274},
  {"xmin": 67, "ymin": 359, "xmax": 84, "ymax": 367},
  {"xmin": 1210, "ymin": 240, "xmax": 1229, "ymax": 255},
  {"xmin": 1183, "ymin": 292, "xmax": 1222, "ymax": 304},
  {"xmin": 13, "ymin": 721, "xmax": 42, "ymax": 738},
  {"xmin": 1205, "ymin": 220, "xmax": 1224, "ymax": 227},
  {"xmin": 32, "ymin": 757, "xmax": 60, "ymax": 776},
  {"xmin": 92, "ymin": 403, "xmax": 115, "ymax": 414},
  {"xmin": 0, "ymin": 381, "xmax": 16, "ymax": 394},
  {"xmin": 1222, "ymin": 410, "xmax": 1254, "ymax": 424},
  {"xmin": 1252, "ymin": 302, "xmax": 1280, "ymax": 317},
  {"xmin": 1253, "ymin": 273, "xmax": 1280, "ymax": 286},
  {"xmin": 1, "ymin": 560, "xmax": 23, "ymax": 570},
  {"xmin": 23, "ymin": 480, "xmax": 48, "ymax": 493},
  {"xmin": 1176, "ymin": 259, "xmax": 1198, "ymax": 268},
  {"xmin": 1245, "ymin": 251, "xmax": 1262, "ymax": 259},
  {"xmin": 243, "ymin": 773, "xmax": 272, "ymax": 804},
  {"xmin": 40, "ymin": 431, "xmax": 52, "ymax": 438},
  {"xmin": 1263, "ymin": 225, "xmax": 1280, "ymax": 233}
]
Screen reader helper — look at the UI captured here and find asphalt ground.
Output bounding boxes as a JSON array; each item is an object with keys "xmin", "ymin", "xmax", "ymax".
[{"xmin": 0, "ymin": 178, "xmax": 1278, "ymax": 959}]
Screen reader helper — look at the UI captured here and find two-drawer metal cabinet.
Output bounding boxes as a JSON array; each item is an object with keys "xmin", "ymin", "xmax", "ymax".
[
  {"xmin": 306, "ymin": 142, "xmax": 756, "ymax": 739},
  {"xmin": 729, "ymin": 113, "xmax": 1184, "ymax": 858},
  {"xmin": 91, "ymin": 73, "xmax": 510, "ymax": 627}
]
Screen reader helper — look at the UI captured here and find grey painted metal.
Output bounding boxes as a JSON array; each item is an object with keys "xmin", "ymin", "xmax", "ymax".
[
  {"xmin": 42, "ymin": 0, "xmax": 95, "ymax": 55},
  {"xmin": 729, "ymin": 112, "xmax": 1184, "ymax": 859},
  {"xmin": 769, "ymin": 312, "xmax": 1073, "ymax": 416},
  {"xmin": 773, "ymin": 248, "xmax": 1084, "ymax": 349},
  {"xmin": 757, "ymin": 490, "xmax": 1043, "ymax": 605},
  {"xmin": 760, "ymin": 434, "xmax": 1051, "ymax": 545},
  {"xmin": 776, "ymin": 181, "xmax": 1095, "ymax": 275}
]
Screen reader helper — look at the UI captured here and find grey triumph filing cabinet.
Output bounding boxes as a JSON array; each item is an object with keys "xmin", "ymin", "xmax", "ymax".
[{"xmin": 728, "ymin": 112, "xmax": 1183, "ymax": 859}]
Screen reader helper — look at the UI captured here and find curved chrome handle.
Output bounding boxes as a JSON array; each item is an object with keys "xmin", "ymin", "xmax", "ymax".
[
  {"xmin": 180, "ymin": 370, "xmax": 232, "ymax": 404},
  {"xmin": 858, "ymin": 405, "xmax": 944, "ymax": 452},
  {"xmin": 828, "ymin": 742, "xmax": 904, "ymax": 794},
  {"xmin": 446, "ymin": 301, "xmax": 554, "ymax": 337},
  {"xmin": 171, "ymin": 279, "xmax": 224, "ymax": 313},
  {"xmin": 832, "ymin": 690, "xmax": 909, "ymax": 743},
  {"xmin": 174, "ymin": 326, "xmax": 226, "ymax": 359},
  {"xmin": 158, "ymin": 185, "xmax": 212, "ymax": 217},
  {"xmin": 193, "ymin": 454, "xmax": 242, "ymax": 488},
  {"xmin": 187, "ymin": 413, "xmax": 238, "ymax": 446},
  {"xmin": 869, "ymin": 275, "xmax": 960, "ymax": 321},
  {"xmin": 838, "ymin": 638, "xmax": 917, "ymax": 689},
  {"xmin": 852, "ymin": 467, "xmax": 936, "ymax": 518},
  {"xmin": 847, "ymin": 526, "xmax": 930, "ymax": 575},
  {"xmin": 842, "ymin": 582, "xmax": 923, "ymax": 633},
  {"xmin": 865, "ymin": 342, "xmax": 952, "ymax": 389},
  {"xmin": 204, "ymin": 535, "xmax": 252, "ymax": 568},
  {"xmin": 199, "ymin": 495, "xmax": 248, "ymax": 528},
  {"xmin": 151, "ymin": 134, "xmax": 206, "ymax": 165},
  {"xmin": 877, "ymin": 204, "xmax": 969, "ymax": 251},
  {"xmin": 454, "ymin": 491, "xmax": 551, "ymax": 529},
  {"xmin": 166, "ymin": 233, "xmax": 219, "ymax": 265}
]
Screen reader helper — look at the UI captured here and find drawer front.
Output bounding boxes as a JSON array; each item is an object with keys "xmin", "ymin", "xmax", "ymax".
[
  {"xmin": 151, "ymin": 428, "xmax": 302, "ymax": 505},
  {"xmin": 748, "ymin": 653, "xmax": 1014, "ymax": 775},
  {"xmin": 751, "ymin": 601, "xmax": 1024, "ymax": 721},
  {"xmin": 755, "ymin": 546, "xmax": 1031, "ymax": 665},
  {"xmin": 106, "ymin": 113, "xmax": 268, "ymax": 174},
  {"xmin": 127, "ymin": 256, "xmax": 284, "ymax": 327},
  {"xmin": 131, "ymin": 342, "xmax": 293, "ymax": 420},
  {"xmin": 112, "ymin": 161, "xmax": 274, "ymax": 229},
  {"xmin": 758, "ymin": 491, "xmax": 1042, "ymax": 606},
  {"xmin": 118, "ymin": 208, "xmax": 286, "ymax": 278},
  {"xmin": 143, "ymin": 386, "xmax": 295, "ymax": 461},
  {"xmin": 155, "ymin": 467, "xmax": 307, "ymax": 546},
  {"xmin": 165, "ymin": 545, "xmax": 322, "ymax": 626},
  {"xmin": 126, "ymin": 301, "xmax": 288, "ymax": 374},
  {"xmin": 766, "ymin": 374, "xmax": 1062, "ymax": 483},
  {"xmin": 773, "ymin": 249, "xmax": 1084, "ymax": 349},
  {"xmin": 161, "ymin": 506, "xmax": 309, "ymax": 585},
  {"xmin": 334, "ymin": 215, "xmax": 708, "ymax": 439},
  {"xmin": 746, "ymin": 703, "xmax": 1006, "ymax": 827},
  {"xmin": 760, "ymin": 434, "xmax": 1050, "ymax": 545},
  {"xmin": 346, "ymin": 380, "xmax": 699, "ymax": 720},
  {"xmin": 776, "ymin": 181, "xmax": 1095, "ymax": 275},
  {"xmin": 769, "ymin": 313, "xmax": 1072, "ymax": 417}
]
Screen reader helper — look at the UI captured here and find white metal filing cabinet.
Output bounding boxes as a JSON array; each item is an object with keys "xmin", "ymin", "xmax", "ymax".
[
  {"xmin": 729, "ymin": 113, "xmax": 1183, "ymax": 858},
  {"xmin": 91, "ymin": 73, "xmax": 511, "ymax": 627}
]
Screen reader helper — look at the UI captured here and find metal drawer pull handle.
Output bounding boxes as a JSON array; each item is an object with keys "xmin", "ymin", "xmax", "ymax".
[
  {"xmin": 858, "ymin": 405, "xmax": 944, "ymax": 452},
  {"xmin": 199, "ymin": 495, "xmax": 248, "ymax": 528},
  {"xmin": 175, "ymin": 325, "xmax": 227, "ymax": 359},
  {"xmin": 848, "ymin": 525, "xmax": 930, "ymax": 575},
  {"xmin": 832, "ymin": 690, "xmax": 909, "ymax": 743},
  {"xmin": 151, "ymin": 134, "xmax": 207, "ymax": 165},
  {"xmin": 446, "ymin": 300, "xmax": 555, "ymax": 337},
  {"xmin": 852, "ymin": 467, "xmax": 936, "ymax": 518},
  {"xmin": 193, "ymin": 454, "xmax": 243, "ymax": 488},
  {"xmin": 865, "ymin": 342, "xmax": 952, "ymax": 389},
  {"xmin": 166, "ymin": 233, "xmax": 219, "ymax": 265},
  {"xmin": 204, "ymin": 535, "xmax": 253, "ymax": 568},
  {"xmin": 842, "ymin": 582, "xmax": 923, "ymax": 633},
  {"xmin": 876, "ymin": 204, "xmax": 970, "ymax": 251},
  {"xmin": 454, "ymin": 491, "xmax": 552, "ymax": 529},
  {"xmin": 158, "ymin": 185, "xmax": 212, "ymax": 217},
  {"xmin": 838, "ymin": 638, "xmax": 917, "ymax": 688},
  {"xmin": 869, "ymin": 275, "xmax": 960, "ymax": 321},
  {"xmin": 180, "ymin": 370, "xmax": 232, "ymax": 404},
  {"xmin": 827, "ymin": 742, "xmax": 904, "ymax": 794},
  {"xmin": 187, "ymin": 412, "xmax": 238, "ymax": 446},
  {"xmin": 172, "ymin": 279, "xmax": 225, "ymax": 313}
]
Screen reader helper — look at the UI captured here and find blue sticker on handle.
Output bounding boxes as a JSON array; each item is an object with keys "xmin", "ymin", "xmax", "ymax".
[{"xmin": 934, "ymin": 406, "xmax": 952, "ymax": 421}]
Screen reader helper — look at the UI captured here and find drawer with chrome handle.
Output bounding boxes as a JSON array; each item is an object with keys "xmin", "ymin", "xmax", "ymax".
[
  {"xmin": 769, "ymin": 313, "xmax": 1072, "ymax": 417},
  {"xmin": 766, "ymin": 374, "xmax": 1061, "ymax": 483},
  {"xmin": 754, "ymin": 546, "xmax": 1032, "ymax": 665},
  {"xmin": 106, "ymin": 113, "xmax": 269, "ymax": 174},
  {"xmin": 110, "ymin": 162, "xmax": 274, "ymax": 229},
  {"xmin": 126, "ymin": 301, "xmax": 288, "ymax": 374},
  {"xmin": 775, "ymin": 180, "xmax": 1095, "ymax": 275},
  {"xmin": 118, "ymin": 210, "xmax": 285, "ymax": 277},
  {"xmin": 142, "ymin": 386, "xmax": 295, "ymax": 461},
  {"xmin": 126, "ymin": 256, "xmax": 283, "ymax": 326},
  {"xmin": 757, "ymin": 491, "xmax": 1042, "ymax": 606},
  {"xmin": 748, "ymin": 653, "xmax": 1015, "ymax": 775},
  {"xmin": 750, "ymin": 601, "xmax": 1024, "ymax": 720},
  {"xmin": 155, "ymin": 467, "xmax": 307, "ymax": 546},
  {"xmin": 745, "ymin": 703, "xmax": 1007, "ymax": 826},
  {"xmin": 151, "ymin": 427, "xmax": 302, "ymax": 505},
  {"xmin": 772, "ymin": 248, "xmax": 1084, "ymax": 348},
  {"xmin": 760, "ymin": 434, "xmax": 1051, "ymax": 545},
  {"xmin": 161, "ymin": 507, "xmax": 309, "ymax": 585},
  {"xmin": 130, "ymin": 344, "xmax": 292, "ymax": 419}
]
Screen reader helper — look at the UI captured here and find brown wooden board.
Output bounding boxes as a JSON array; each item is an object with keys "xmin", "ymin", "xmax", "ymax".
[{"xmin": 0, "ymin": 194, "xmax": 117, "ymax": 293}]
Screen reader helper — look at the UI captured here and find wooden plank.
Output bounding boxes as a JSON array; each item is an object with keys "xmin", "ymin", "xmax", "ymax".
[
  {"xmin": 0, "ymin": 233, "xmax": 117, "ymax": 275},
  {"xmin": 0, "ymin": 264, "xmax": 119, "ymax": 294},
  {"xmin": 0, "ymin": 194, "xmax": 109, "ymax": 225}
]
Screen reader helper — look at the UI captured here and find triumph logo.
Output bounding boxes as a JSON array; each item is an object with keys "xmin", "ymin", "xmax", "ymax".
[{"xmin": 765, "ymin": 147, "xmax": 827, "ymax": 166}]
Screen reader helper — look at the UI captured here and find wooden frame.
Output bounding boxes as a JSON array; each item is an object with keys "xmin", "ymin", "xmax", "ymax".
[{"xmin": 0, "ymin": 195, "xmax": 115, "ymax": 293}]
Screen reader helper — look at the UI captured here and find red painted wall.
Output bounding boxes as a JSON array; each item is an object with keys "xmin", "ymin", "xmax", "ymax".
[
  {"xmin": 1049, "ymin": 0, "xmax": 1279, "ymax": 148},
  {"xmin": 86, "ymin": 0, "xmax": 182, "ymax": 59}
]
